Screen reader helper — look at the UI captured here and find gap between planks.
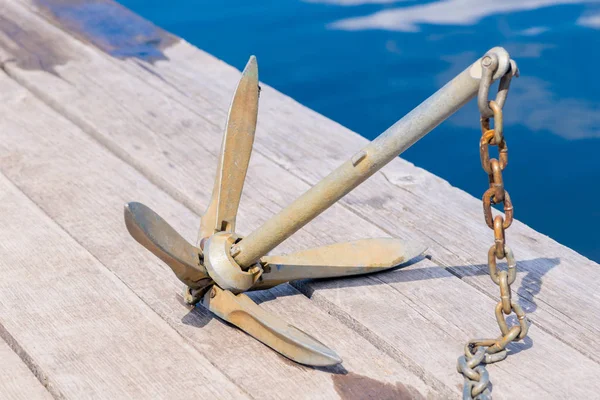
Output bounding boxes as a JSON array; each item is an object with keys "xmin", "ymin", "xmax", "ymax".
[
  {"xmin": 27, "ymin": 8, "xmax": 600, "ymax": 364},
  {"xmin": 0, "ymin": 330, "xmax": 54, "ymax": 399},
  {"xmin": 0, "ymin": 172, "xmax": 249, "ymax": 398},
  {"xmin": 115, "ymin": 41, "xmax": 600, "ymax": 362},
  {"xmin": 0, "ymin": 169, "xmax": 254, "ymax": 400},
  {"xmin": 0, "ymin": 66, "xmax": 442, "ymax": 398}
]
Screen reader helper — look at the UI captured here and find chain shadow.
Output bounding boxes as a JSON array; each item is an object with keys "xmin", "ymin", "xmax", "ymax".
[
  {"xmin": 443, "ymin": 256, "xmax": 561, "ymax": 314},
  {"xmin": 505, "ymin": 335, "xmax": 534, "ymax": 356}
]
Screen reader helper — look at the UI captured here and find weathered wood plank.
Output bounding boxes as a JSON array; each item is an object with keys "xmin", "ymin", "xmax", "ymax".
[
  {"xmin": 0, "ymin": 63, "xmax": 438, "ymax": 398},
  {"xmin": 117, "ymin": 29, "xmax": 600, "ymax": 362},
  {"xmin": 34, "ymin": 0, "xmax": 588, "ymax": 356},
  {"xmin": 1, "ymin": 1, "xmax": 599, "ymax": 398},
  {"xmin": 0, "ymin": 338, "xmax": 52, "ymax": 399},
  {"xmin": 0, "ymin": 176, "xmax": 247, "ymax": 398}
]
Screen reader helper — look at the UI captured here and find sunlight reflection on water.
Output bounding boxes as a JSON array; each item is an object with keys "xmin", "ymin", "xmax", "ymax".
[
  {"xmin": 328, "ymin": 0, "xmax": 600, "ymax": 31},
  {"xmin": 119, "ymin": 0, "xmax": 600, "ymax": 261}
]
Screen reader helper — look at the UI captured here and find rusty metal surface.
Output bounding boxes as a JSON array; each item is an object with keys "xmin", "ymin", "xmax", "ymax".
[
  {"xmin": 124, "ymin": 48, "xmax": 519, "ymax": 371},
  {"xmin": 456, "ymin": 53, "xmax": 529, "ymax": 400}
]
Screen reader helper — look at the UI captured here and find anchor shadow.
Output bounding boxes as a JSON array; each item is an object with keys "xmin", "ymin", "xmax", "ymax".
[
  {"xmin": 178, "ymin": 293, "xmax": 214, "ymax": 328},
  {"xmin": 179, "ymin": 253, "xmax": 561, "ymax": 323},
  {"xmin": 178, "ymin": 254, "xmax": 558, "ymax": 379},
  {"xmin": 296, "ymin": 254, "xmax": 561, "ymax": 315},
  {"xmin": 178, "ymin": 285, "xmax": 348, "ymax": 374},
  {"xmin": 182, "ymin": 254, "xmax": 561, "ymax": 327},
  {"xmin": 179, "ymin": 281, "xmax": 313, "ymax": 331},
  {"xmin": 179, "ymin": 280, "xmax": 315, "ymax": 330}
]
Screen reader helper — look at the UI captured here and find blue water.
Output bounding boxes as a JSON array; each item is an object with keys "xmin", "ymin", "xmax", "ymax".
[{"xmin": 119, "ymin": 0, "xmax": 600, "ymax": 262}]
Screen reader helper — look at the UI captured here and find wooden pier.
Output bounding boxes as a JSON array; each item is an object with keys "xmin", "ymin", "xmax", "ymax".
[{"xmin": 0, "ymin": 1, "xmax": 598, "ymax": 398}]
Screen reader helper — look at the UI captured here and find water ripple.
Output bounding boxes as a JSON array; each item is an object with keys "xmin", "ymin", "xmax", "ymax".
[{"xmin": 327, "ymin": 0, "xmax": 600, "ymax": 31}]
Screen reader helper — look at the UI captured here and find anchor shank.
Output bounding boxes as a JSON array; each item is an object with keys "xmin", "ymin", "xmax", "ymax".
[{"xmin": 234, "ymin": 47, "xmax": 511, "ymax": 268}]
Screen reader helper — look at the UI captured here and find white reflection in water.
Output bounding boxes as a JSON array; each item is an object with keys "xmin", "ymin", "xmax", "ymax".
[
  {"xmin": 498, "ymin": 77, "xmax": 600, "ymax": 139},
  {"xmin": 503, "ymin": 43, "xmax": 555, "ymax": 58},
  {"xmin": 495, "ymin": 77, "xmax": 600, "ymax": 139},
  {"xmin": 519, "ymin": 26, "xmax": 550, "ymax": 36},
  {"xmin": 437, "ymin": 52, "xmax": 600, "ymax": 140},
  {"xmin": 304, "ymin": 0, "xmax": 408, "ymax": 5},
  {"xmin": 311, "ymin": 0, "xmax": 600, "ymax": 140},
  {"xmin": 327, "ymin": 0, "xmax": 600, "ymax": 31},
  {"xmin": 578, "ymin": 12, "xmax": 600, "ymax": 28}
]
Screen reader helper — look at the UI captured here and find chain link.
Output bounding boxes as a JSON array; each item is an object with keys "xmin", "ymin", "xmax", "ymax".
[{"xmin": 457, "ymin": 54, "xmax": 529, "ymax": 399}]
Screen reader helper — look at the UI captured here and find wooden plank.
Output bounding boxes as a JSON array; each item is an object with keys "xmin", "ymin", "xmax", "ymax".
[
  {"xmin": 0, "ymin": 175, "xmax": 246, "ymax": 398},
  {"xmin": 0, "ymin": 338, "xmax": 52, "ymax": 399},
  {"xmin": 45, "ymin": 1, "xmax": 592, "ymax": 354},
  {"xmin": 1, "ymin": 1, "xmax": 599, "ymax": 398},
  {"xmin": 115, "ymin": 24, "xmax": 600, "ymax": 363},
  {"xmin": 0, "ymin": 61, "xmax": 438, "ymax": 398}
]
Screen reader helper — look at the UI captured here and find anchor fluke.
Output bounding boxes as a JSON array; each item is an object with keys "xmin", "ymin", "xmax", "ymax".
[
  {"xmin": 199, "ymin": 56, "xmax": 260, "ymax": 241},
  {"xmin": 254, "ymin": 238, "xmax": 426, "ymax": 290},
  {"xmin": 124, "ymin": 202, "xmax": 211, "ymax": 289},
  {"xmin": 203, "ymin": 285, "xmax": 342, "ymax": 366}
]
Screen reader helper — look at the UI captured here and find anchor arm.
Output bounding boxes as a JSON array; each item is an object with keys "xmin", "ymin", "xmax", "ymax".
[
  {"xmin": 232, "ymin": 47, "xmax": 512, "ymax": 268},
  {"xmin": 252, "ymin": 238, "xmax": 426, "ymax": 290},
  {"xmin": 199, "ymin": 56, "xmax": 260, "ymax": 241}
]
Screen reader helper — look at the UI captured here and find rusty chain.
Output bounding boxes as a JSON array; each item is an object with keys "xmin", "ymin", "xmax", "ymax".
[{"xmin": 456, "ymin": 54, "xmax": 530, "ymax": 399}]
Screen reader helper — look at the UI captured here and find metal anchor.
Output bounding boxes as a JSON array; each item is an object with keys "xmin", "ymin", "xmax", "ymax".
[{"xmin": 124, "ymin": 48, "xmax": 513, "ymax": 367}]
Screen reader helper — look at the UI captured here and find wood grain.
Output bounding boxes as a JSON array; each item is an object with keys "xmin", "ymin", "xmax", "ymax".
[
  {"xmin": 0, "ymin": 175, "xmax": 246, "ymax": 399},
  {"xmin": 119, "ymin": 27, "xmax": 600, "ymax": 363},
  {"xmin": 0, "ymin": 59, "xmax": 437, "ymax": 398},
  {"xmin": 0, "ymin": 339, "xmax": 52, "ymax": 399},
  {"xmin": 1, "ymin": 0, "xmax": 599, "ymax": 398}
]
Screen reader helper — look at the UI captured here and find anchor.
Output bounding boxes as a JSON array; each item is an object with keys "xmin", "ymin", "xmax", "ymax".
[{"xmin": 124, "ymin": 48, "xmax": 515, "ymax": 367}]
